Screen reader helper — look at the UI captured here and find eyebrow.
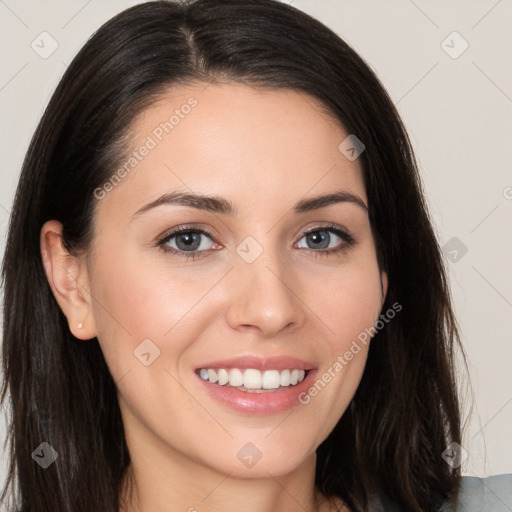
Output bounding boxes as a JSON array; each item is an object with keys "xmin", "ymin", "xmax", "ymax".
[{"xmin": 132, "ymin": 189, "xmax": 368, "ymax": 218}]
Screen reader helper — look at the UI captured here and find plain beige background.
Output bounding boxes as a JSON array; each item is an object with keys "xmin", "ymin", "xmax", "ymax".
[{"xmin": 0, "ymin": 0, "xmax": 511, "ymax": 498}]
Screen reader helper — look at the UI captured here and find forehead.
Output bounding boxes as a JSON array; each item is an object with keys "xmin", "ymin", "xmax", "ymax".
[{"xmin": 95, "ymin": 82, "xmax": 367, "ymax": 221}]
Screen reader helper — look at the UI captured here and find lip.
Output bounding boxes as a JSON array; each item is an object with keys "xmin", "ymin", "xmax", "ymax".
[
  {"xmin": 194, "ymin": 355, "xmax": 318, "ymax": 414},
  {"xmin": 194, "ymin": 355, "xmax": 316, "ymax": 372}
]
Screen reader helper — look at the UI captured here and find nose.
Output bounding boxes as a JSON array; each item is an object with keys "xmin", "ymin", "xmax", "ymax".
[{"xmin": 225, "ymin": 243, "xmax": 307, "ymax": 337}]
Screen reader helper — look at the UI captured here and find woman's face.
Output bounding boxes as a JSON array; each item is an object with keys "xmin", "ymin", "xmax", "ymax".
[{"xmin": 63, "ymin": 83, "xmax": 387, "ymax": 479}]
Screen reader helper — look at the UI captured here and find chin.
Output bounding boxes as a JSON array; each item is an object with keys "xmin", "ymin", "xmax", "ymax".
[{"xmin": 202, "ymin": 438, "xmax": 315, "ymax": 479}]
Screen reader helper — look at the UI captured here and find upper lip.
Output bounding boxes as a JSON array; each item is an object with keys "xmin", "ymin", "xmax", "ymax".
[{"xmin": 195, "ymin": 355, "xmax": 317, "ymax": 371}]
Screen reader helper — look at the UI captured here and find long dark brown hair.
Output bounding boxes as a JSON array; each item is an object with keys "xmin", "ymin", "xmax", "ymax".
[{"xmin": 1, "ymin": 1, "xmax": 468, "ymax": 510}]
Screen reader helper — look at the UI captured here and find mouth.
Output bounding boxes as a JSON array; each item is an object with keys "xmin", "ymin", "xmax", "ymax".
[{"xmin": 193, "ymin": 356, "xmax": 317, "ymax": 414}]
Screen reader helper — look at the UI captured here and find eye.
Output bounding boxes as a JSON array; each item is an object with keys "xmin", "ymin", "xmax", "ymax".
[
  {"xmin": 295, "ymin": 225, "xmax": 356, "ymax": 256},
  {"xmin": 156, "ymin": 225, "xmax": 218, "ymax": 260},
  {"xmin": 155, "ymin": 223, "xmax": 356, "ymax": 261}
]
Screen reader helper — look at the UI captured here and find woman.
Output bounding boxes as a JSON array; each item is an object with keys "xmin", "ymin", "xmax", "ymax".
[{"xmin": 1, "ymin": 1, "xmax": 510, "ymax": 511}]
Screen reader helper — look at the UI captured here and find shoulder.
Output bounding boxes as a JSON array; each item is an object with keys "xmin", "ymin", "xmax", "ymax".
[{"xmin": 441, "ymin": 473, "xmax": 512, "ymax": 512}]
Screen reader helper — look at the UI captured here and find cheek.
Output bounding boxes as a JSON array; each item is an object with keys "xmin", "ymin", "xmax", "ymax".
[
  {"xmin": 89, "ymin": 249, "xmax": 214, "ymax": 378},
  {"xmin": 314, "ymin": 258, "xmax": 383, "ymax": 350},
  {"xmin": 291, "ymin": 253, "xmax": 383, "ymax": 431}
]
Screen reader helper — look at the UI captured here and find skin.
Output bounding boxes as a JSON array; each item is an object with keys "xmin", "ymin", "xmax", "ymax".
[{"xmin": 40, "ymin": 82, "xmax": 387, "ymax": 512}]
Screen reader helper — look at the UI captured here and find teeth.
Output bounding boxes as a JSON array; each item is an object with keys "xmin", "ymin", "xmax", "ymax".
[
  {"xmin": 217, "ymin": 368, "xmax": 229, "ymax": 385},
  {"xmin": 262, "ymin": 370, "xmax": 281, "ymax": 389},
  {"xmin": 229, "ymin": 368, "xmax": 244, "ymax": 387},
  {"xmin": 244, "ymin": 369, "xmax": 261, "ymax": 389},
  {"xmin": 280, "ymin": 369, "xmax": 291, "ymax": 386},
  {"xmin": 198, "ymin": 368, "xmax": 308, "ymax": 390}
]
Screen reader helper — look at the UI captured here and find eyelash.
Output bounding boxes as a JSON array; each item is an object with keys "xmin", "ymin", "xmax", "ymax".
[{"xmin": 155, "ymin": 223, "xmax": 357, "ymax": 261}]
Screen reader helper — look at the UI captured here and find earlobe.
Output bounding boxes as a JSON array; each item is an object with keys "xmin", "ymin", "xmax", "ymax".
[{"xmin": 40, "ymin": 220, "xmax": 97, "ymax": 340}]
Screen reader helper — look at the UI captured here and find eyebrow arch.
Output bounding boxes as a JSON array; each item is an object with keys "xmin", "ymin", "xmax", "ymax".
[{"xmin": 132, "ymin": 189, "xmax": 368, "ymax": 219}]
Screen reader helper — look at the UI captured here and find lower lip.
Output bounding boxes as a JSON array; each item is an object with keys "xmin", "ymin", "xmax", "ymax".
[{"xmin": 196, "ymin": 370, "xmax": 317, "ymax": 414}]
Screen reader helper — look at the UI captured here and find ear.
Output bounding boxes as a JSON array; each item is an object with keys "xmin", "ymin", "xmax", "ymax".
[
  {"xmin": 380, "ymin": 270, "xmax": 388, "ymax": 307},
  {"xmin": 40, "ymin": 220, "xmax": 97, "ymax": 340}
]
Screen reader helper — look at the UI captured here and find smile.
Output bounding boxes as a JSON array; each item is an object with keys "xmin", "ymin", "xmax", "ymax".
[{"xmin": 196, "ymin": 368, "xmax": 308, "ymax": 392}]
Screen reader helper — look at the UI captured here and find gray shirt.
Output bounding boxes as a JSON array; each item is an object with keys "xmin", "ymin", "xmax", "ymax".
[
  {"xmin": 441, "ymin": 473, "xmax": 512, "ymax": 512},
  {"xmin": 368, "ymin": 473, "xmax": 512, "ymax": 511}
]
